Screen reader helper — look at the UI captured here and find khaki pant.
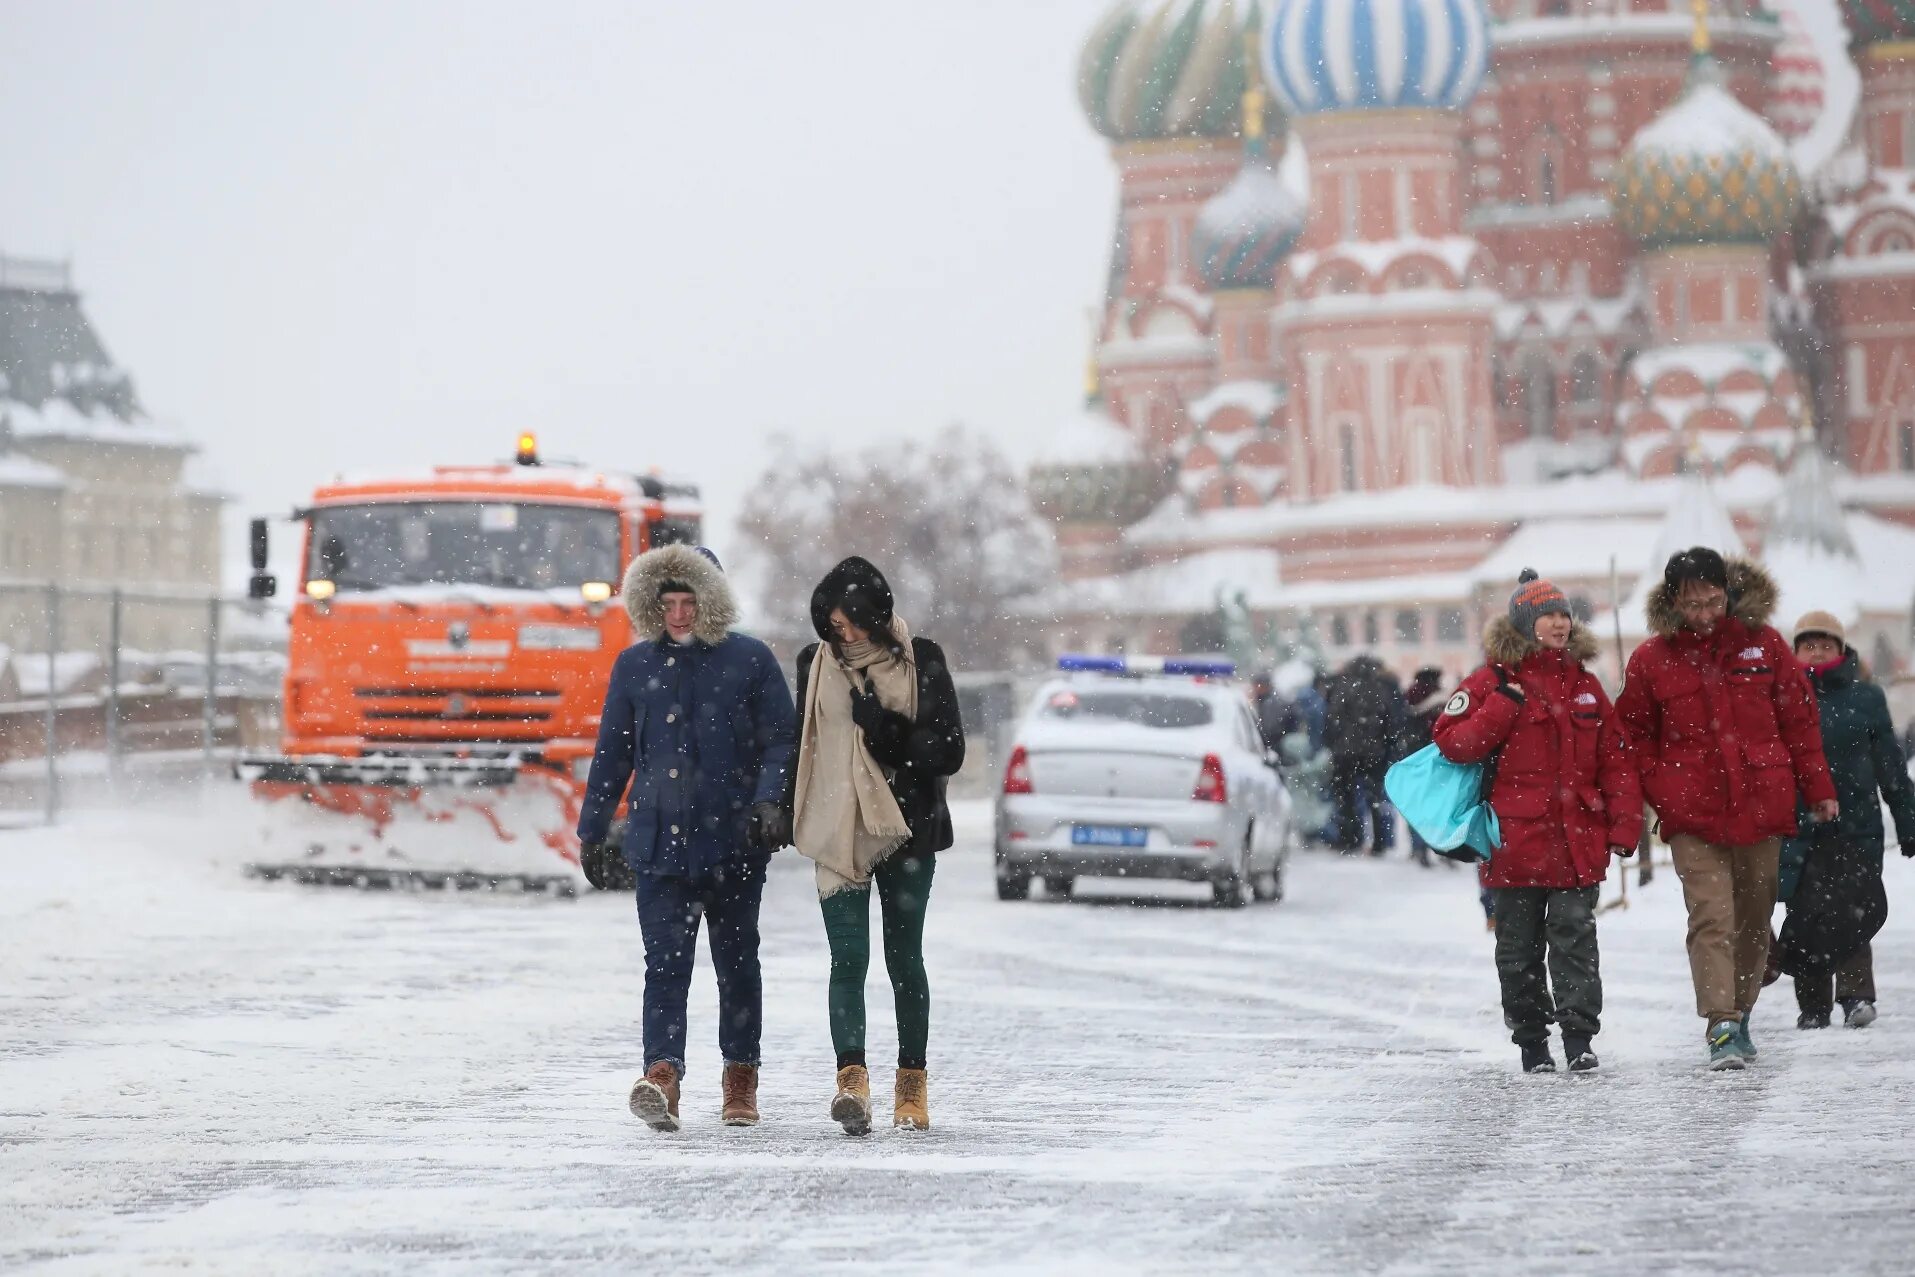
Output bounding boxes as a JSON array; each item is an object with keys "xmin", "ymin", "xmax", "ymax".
[{"xmin": 1669, "ymin": 835, "xmax": 1781, "ymax": 1025}]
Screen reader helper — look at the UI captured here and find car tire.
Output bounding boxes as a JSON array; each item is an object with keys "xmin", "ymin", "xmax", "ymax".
[
  {"xmin": 996, "ymin": 873, "xmax": 1032, "ymax": 902},
  {"xmin": 1213, "ymin": 842, "xmax": 1250, "ymax": 909},
  {"xmin": 1043, "ymin": 875, "xmax": 1074, "ymax": 899}
]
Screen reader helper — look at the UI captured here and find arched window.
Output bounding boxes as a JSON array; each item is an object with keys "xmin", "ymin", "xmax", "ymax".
[
  {"xmin": 1521, "ymin": 353, "xmax": 1558, "ymax": 440},
  {"xmin": 1569, "ymin": 352, "xmax": 1604, "ymax": 410}
]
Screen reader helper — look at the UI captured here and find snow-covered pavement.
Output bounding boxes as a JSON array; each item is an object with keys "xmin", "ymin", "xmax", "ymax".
[{"xmin": 5, "ymin": 793, "xmax": 1915, "ymax": 1275}]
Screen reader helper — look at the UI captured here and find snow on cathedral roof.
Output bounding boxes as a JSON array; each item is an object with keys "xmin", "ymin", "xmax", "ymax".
[{"xmin": 1033, "ymin": 403, "xmax": 1143, "ymax": 467}]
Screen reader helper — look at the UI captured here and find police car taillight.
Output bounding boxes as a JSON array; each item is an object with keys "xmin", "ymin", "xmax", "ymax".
[
  {"xmin": 1003, "ymin": 745, "xmax": 1034, "ymax": 795},
  {"xmin": 1192, "ymin": 754, "xmax": 1228, "ymax": 804}
]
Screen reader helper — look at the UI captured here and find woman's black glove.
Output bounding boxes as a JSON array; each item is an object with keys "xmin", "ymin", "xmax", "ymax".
[
  {"xmin": 849, "ymin": 684, "xmax": 908, "ymax": 747},
  {"xmin": 1493, "ymin": 668, "xmax": 1525, "ymax": 705},
  {"xmin": 746, "ymin": 801, "xmax": 790, "ymax": 851}
]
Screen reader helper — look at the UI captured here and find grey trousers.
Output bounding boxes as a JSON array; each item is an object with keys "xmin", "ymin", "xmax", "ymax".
[{"xmin": 1490, "ymin": 885, "xmax": 1602, "ymax": 1044}]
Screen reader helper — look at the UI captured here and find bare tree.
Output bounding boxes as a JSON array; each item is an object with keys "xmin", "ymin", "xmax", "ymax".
[{"xmin": 734, "ymin": 425, "xmax": 1053, "ymax": 668}]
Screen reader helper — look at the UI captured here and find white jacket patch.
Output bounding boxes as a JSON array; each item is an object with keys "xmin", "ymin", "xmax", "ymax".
[
  {"xmin": 1444, "ymin": 691, "xmax": 1471, "ymax": 716},
  {"xmin": 1740, "ymin": 646, "xmax": 1765, "ymax": 660},
  {"xmin": 1575, "ymin": 692, "xmax": 1598, "ymax": 706}
]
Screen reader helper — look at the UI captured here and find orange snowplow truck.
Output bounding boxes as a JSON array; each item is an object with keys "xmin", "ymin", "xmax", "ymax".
[{"xmin": 236, "ymin": 434, "xmax": 699, "ymax": 894}]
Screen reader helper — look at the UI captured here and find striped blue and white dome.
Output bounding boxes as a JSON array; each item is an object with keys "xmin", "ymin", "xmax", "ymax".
[{"xmin": 1262, "ymin": 0, "xmax": 1491, "ymax": 117}]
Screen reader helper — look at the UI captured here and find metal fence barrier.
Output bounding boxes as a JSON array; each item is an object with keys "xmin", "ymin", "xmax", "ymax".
[{"xmin": 0, "ymin": 580, "xmax": 286, "ymax": 827}]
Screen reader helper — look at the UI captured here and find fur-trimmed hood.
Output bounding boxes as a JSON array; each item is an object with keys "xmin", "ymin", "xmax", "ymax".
[
  {"xmin": 1644, "ymin": 556, "xmax": 1778, "ymax": 638},
  {"xmin": 622, "ymin": 543, "xmax": 738, "ymax": 645},
  {"xmin": 1484, "ymin": 615, "xmax": 1600, "ymax": 668}
]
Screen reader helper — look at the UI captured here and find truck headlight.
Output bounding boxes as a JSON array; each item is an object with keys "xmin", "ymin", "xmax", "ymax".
[{"xmin": 518, "ymin": 624, "xmax": 601, "ymax": 651}]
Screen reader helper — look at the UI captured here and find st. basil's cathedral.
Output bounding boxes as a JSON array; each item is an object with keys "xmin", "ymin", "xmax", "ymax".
[{"xmin": 1030, "ymin": 0, "xmax": 1915, "ymax": 680}]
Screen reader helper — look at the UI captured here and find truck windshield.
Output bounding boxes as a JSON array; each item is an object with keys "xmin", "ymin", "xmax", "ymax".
[{"xmin": 306, "ymin": 503, "xmax": 621, "ymax": 592}]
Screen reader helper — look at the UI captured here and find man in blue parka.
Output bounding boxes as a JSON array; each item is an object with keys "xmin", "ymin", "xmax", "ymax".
[{"xmin": 577, "ymin": 543, "xmax": 796, "ymax": 1132}]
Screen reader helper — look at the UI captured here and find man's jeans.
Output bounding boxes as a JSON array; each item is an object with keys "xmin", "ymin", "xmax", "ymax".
[{"xmin": 635, "ymin": 866, "xmax": 764, "ymax": 1074}]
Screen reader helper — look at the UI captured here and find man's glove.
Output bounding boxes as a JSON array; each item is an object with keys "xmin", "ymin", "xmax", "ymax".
[
  {"xmin": 1902, "ymin": 840, "xmax": 1915, "ymax": 859},
  {"xmin": 1493, "ymin": 668, "xmax": 1525, "ymax": 705},
  {"xmin": 747, "ymin": 801, "xmax": 789, "ymax": 851},
  {"xmin": 579, "ymin": 840, "xmax": 620, "ymax": 891},
  {"xmin": 1609, "ymin": 844, "xmax": 1635, "ymax": 859}
]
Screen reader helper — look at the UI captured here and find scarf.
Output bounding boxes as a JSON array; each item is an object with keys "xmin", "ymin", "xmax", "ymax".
[{"xmin": 792, "ymin": 616, "xmax": 918, "ymax": 898}]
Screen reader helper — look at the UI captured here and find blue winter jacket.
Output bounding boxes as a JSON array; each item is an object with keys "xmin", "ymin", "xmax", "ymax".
[{"xmin": 575, "ymin": 544, "xmax": 797, "ymax": 880}]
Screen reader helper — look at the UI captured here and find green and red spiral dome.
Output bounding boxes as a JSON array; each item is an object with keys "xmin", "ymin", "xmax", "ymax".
[{"xmin": 1843, "ymin": 0, "xmax": 1915, "ymax": 46}]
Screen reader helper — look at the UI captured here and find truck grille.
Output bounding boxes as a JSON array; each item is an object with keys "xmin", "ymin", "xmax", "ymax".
[{"xmin": 351, "ymin": 686, "xmax": 561, "ymax": 727}]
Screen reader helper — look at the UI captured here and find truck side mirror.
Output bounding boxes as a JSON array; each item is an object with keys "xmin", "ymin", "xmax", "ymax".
[{"xmin": 248, "ymin": 517, "xmax": 277, "ymax": 599}]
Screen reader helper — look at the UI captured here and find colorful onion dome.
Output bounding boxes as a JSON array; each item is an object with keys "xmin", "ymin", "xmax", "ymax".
[
  {"xmin": 1028, "ymin": 402, "xmax": 1165, "ymax": 526},
  {"xmin": 1193, "ymin": 143, "xmax": 1306, "ymax": 290},
  {"xmin": 1841, "ymin": 0, "xmax": 1915, "ymax": 46},
  {"xmin": 1769, "ymin": 3, "xmax": 1827, "ymax": 144},
  {"xmin": 1079, "ymin": 0, "xmax": 1286, "ymax": 143},
  {"xmin": 1261, "ymin": 0, "xmax": 1491, "ymax": 117},
  {"xmin": 1612, "ymin": 57, "xmax": 1801, "ymax": 250}
]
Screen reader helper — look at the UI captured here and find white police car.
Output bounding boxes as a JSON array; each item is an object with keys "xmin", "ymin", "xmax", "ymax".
[{"xmin": 994, "ymin": 656, "xmax": 1294, "ymax": 907}]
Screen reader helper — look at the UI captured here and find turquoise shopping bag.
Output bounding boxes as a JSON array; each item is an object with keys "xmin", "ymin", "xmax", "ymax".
[{"xmin": 1383, "ymin": 744, "xmax": 1501, "ymax": 862}]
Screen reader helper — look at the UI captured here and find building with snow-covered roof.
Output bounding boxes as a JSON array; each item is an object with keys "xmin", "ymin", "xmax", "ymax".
[
  {"xmin": 1034, "ymin": 0, "xmax": 1915, "ymax": 676},
  {"xmin": 0, "ymin": 253, "xmax": 226, "ymax": 654}
]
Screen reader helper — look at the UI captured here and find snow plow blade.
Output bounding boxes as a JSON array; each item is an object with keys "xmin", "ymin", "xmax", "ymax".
[{"xmin": 234, "ymin": 752, "xmax": 589, "ymax": 897}]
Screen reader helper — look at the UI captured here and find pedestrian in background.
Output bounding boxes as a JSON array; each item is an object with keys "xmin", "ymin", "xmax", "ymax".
[
  {"xmin": 1616, "ymin": 548, "xmax": 1837, "ymax": 1071},
  {"xmin": 1402, "ymin": 666, "xmax": 1448, "ymax": 868},
  {"xmin": 576, "ymin": 544, "xmax": 797, "ymax": 1131},
  {"xmin": 1324, "ymin": 654, "xmax": 1406, "ymax": 856},
  {"xmin": 1434, "ymin": 570, "xmax": 1642, "ymax": 1073},
  {"xmin": 1778, "ymin": 611, "xmax": 1915, "ymax": 1029},
  {"xmin": 787, "ymin": 557, "xmax": 965, "ymax": 1135}
]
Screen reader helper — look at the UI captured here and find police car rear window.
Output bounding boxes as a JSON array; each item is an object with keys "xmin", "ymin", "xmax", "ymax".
[{"xmin": 1041, "ymin": 690, "xmax": 1214, "ymax": 729}]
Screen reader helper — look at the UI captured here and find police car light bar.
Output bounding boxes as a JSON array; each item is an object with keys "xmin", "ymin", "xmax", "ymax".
[{"xmin": 1056, "ymin": 654, "xmax": 1237, "ymax": 678}]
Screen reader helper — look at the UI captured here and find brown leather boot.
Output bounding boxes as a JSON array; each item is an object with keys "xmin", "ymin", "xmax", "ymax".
[
  {"xmin": 721, "ymin": 1063, "xmax": 760, "ymax": 1127},
  {"xmin": 830, "ymin": 1064, "xmax": 872, "ymax": 1136},
  {"xmin": 894, "ymin": 1067, "xmax": 929, "ymax": 1131},
  {"xmin": 628, "ymin": 1061, "xmax": 681, "ymax": 1131}
]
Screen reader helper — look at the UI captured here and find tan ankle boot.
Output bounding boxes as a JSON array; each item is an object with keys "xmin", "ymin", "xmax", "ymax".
[
  {"xmin": 629, "ymin": 1061, "xmax": 681, "ymax": 1131},
  {"xmin": 830, "ymin": 1064, "xmax": 872, "ymax": 1136},
  {"xmin": 721, "ymin": 1063, "xmax": 760, "ymax": 1127},
  {"xmin": 894, "ymin": 1067, "xmax": 929, "ymax": 1131}
]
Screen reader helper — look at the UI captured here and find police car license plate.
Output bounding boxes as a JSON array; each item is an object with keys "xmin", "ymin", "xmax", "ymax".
[{"xmin": 1071, "ymin": 825, "xmax": 1148, "ymax": 848}]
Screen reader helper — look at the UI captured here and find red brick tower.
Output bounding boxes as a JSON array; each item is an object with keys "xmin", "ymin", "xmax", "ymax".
[{"xmin": 1813, "ymin": 7, "xmax": 1915, "ymax": 488}]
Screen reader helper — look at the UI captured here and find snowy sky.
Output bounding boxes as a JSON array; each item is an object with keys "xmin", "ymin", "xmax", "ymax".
[{"xmin": 0, "ymin": 1, "xmax": 1116, "ymax": 576}]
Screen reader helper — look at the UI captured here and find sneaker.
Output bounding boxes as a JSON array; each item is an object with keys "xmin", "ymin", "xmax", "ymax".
[
  {"xmin": 1736, "ymin": 1018, "xmax": 1758, "ymax": 1060},
  {"xmin": 629, "ymin": 1060, "xmax": 682, "ymax": 1131},
  {"xmin": 1562, "ymin": 1035, "xmax": 1599, "ymax": 1073},
  {"xmin": 1843, "ymin": 1000, "xmax": 1878, "ymax": 1029},
  {"xmin": 1706, "ymin": 1020, "xmax": 1747, "ymax": 1071},
  {"xmin": 720, "ymin": 1062, "xmax": 760, "ymax": 1126},
  {"xmin": 1519, "ymin": 1041, "xmax": 1557, "ymax": 1074},
  {"xmin": 1797, "ymin": 1010, "xmax": 1831, "ymax": 1030},
  {"xmin": 830, "ymin": 1064, "xmax": 872, "ymax": 1136}
]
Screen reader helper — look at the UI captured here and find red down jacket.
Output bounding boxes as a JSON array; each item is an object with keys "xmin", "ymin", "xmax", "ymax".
[
  {"xmin": 1614, "ymin": 558, "xmax": 1834, "ymax": 848},
  {"xmin": 1434, "ymin": 619, "xmax": 1644, "ymax": 889}
]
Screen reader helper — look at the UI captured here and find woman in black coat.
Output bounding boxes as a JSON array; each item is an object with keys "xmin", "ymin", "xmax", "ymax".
[{"xmin": 784, "ymin": 557, "xmax": 964, "ymax": 1135}]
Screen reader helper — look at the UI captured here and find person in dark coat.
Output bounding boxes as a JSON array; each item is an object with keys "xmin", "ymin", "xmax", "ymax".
[
  {"xmin": 1615, "ymin": 548, "xmax": 1837, "ymax": 1070},
  {"xmin": 576, "ymin": 544, "xmax": 797, "ymax": 1132},
  {"xmin": 1402, "ymin": 666, "xmax": 1448, "ymax": 867},
  {"xmin": 784, "ymin": 557, "xmax": 964, "ymax": 1135},
  {"xmin": 1778, "ymin": 611, "xmax": 1915, "ymax": 1029},
  {"xmin": 1324, "ymin": 654, "xmax": 1407, "ymax": 854},
  {"xmin": 1434, "ymin": 570, "xmax": 1643, "ymax": 1073}
]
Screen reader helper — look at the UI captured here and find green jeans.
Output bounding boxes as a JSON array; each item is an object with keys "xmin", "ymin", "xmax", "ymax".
[{"xmin": 820, "ymin": 851, "xmax": 935, "ymax": 1070}]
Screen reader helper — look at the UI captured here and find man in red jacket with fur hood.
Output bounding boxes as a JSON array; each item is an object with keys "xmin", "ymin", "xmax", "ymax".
[
  {"xmin": 1615, "ymin": 547, "xmax": 1837, "ymax": 1071},
  {"xmin": 1435, "ymin": 570, "xmax": 1642, "ymax": 1074}
]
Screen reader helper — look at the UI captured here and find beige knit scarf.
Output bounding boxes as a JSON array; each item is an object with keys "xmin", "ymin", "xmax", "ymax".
[{"xmin": 792, "ymin": 617, "xmax": 917, "ymax": 898}]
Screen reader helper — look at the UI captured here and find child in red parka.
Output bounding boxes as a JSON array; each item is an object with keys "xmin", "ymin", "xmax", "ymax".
[{"xmin": 1435, "ymin": 570, "xmax": 1643, "ymax": 1074}]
